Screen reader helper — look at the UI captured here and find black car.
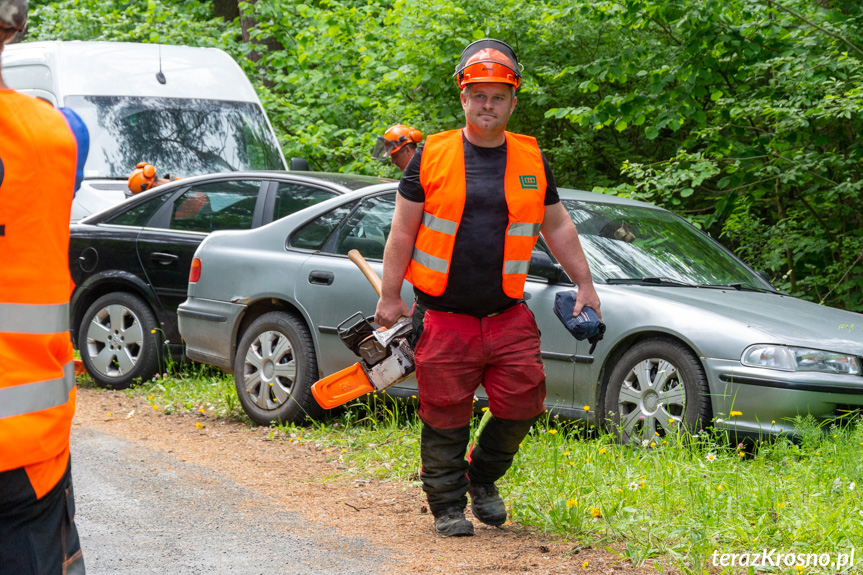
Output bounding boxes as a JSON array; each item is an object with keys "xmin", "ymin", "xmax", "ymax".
[{"xmin": 69, "ymin": 171, "xmax": 394, "ymax": 388}]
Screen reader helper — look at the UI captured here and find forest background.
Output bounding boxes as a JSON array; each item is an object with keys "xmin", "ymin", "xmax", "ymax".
[{"xmin": 25, "ymin": 0, "xmax": 863, "ymax": 313}]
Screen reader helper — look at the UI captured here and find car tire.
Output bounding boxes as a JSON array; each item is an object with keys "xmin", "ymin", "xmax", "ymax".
[
  {"xmin": 78, "ymin": 292, "xmax": 160, "ymax": 389},
  {"xmin": 603, "ymin": 338, "xmax": 711, "ymax": 444},
  {"xmin": 233, "ymin": 312, "xmax": 322, "ymax": 426}
]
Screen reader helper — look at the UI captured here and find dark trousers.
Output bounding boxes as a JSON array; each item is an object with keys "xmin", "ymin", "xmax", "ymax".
[{"xmin": 0, "ymin": 460, "xmax": 85, "ymax": 575}]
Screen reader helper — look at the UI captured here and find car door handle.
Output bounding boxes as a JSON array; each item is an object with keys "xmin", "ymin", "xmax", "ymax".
[
  {"xmin": 150, "ymin": 252, "xmax": 179, "ymax": 265},
  {"xmin": 308, "ymin": 271, "xmax": 334, "ymax": 286}
]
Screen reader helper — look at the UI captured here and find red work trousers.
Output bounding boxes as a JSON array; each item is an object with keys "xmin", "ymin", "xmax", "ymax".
[{"xmin": 413, "ymin": 302, "xmax": 547, "ymax": 429}]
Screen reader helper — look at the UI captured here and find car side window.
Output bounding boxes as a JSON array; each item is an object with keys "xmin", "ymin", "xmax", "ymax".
[
  {"xmin": 289, "ymin": 201, "xmax": 357, "ymax": 251},
  {"xmin": 273, "ymin": 183, "xmax": 337, "ymax": 221},
  {"xmin": 333, "ymin": 193, "xmax": 396, "ymax": 260},
  {"xmin": 108, "ymin": 191, "xmax": 172, "ymax": 226},
  {"xmin": 168, "ymin": 180, "xmax": 261, "ymax": 233}
]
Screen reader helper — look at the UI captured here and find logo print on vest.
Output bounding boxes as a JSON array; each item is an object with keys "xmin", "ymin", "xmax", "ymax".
[{"xmin": 519, "ymin": 175, "xmax": 537, "ymax": 190}]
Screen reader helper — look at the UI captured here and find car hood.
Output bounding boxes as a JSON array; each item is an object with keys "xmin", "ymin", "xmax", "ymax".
[{"xmin": 625, "ymin": 286, "xmax": 863, "ymax": 355}]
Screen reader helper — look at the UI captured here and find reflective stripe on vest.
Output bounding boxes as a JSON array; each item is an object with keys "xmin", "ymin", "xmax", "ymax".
[
  {"xmin": 0, "ymin": 361, "xmax": 76, "ymax": 419},
  {"xmin": 0, "ymin": 302, "xmax": 70, "ymax": 334},
  {"xmin": 407, "ymin": 129, "xmax": 546, "ymax": 298},
  {"xmin": 411, "ymin": 246, "xmax": 449, "ymax": 274}
]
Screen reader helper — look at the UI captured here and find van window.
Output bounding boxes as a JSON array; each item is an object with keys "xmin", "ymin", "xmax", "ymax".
[
  {"xmin": 2, "ymin": 64, "xmax": 53, "ymax": 92},
  {"xmin": 64, "ymin": 96, "xmax": 284, "ymax": 179}
]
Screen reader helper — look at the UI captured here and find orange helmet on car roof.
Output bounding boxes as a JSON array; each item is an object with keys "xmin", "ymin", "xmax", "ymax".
[
  {"xmin": 127, "ymin": 162, "xmax": 156, "ymax": 194},
  {"xmin": 454, "ymin": 38, "xmax": 521, "ymax": 90},
  {"xmin": 372, "ymin": 124, "xmax": 423, "ymax": 161}
]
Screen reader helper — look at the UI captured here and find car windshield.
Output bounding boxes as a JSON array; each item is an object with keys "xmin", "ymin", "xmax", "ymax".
[
  {"xmin": 65, "ymin": 96, "xmax": 285, "ymax": 179},
  {"xmin": 563, "ymin": 199, "xmax": 768, "ymax": 288}
]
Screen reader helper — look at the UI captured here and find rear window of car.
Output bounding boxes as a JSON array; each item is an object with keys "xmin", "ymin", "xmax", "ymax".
[
  {"xmin": 289, "ymin": 201, "xmax": 357, "ymax": 250},
  {"xmin": 169, "ymin": 180, "xmax": 261, "ymax": 233}
]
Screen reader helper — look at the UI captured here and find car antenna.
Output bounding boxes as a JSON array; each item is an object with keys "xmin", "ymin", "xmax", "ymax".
[{"xmin": 156, "ymin": 43, "xmax": 166, "ymax": 85}]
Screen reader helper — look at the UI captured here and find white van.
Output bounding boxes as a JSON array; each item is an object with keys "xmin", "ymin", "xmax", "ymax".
[{"xmin": 1, "ymin": 41, "xmax": 287, "ymax": 220}]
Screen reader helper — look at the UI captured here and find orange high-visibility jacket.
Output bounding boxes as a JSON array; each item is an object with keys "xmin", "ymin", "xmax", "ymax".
[
  {"xmin": 406, "ymin": 129, "xmax": 547, "ymax": 299},
  {"xmin": 0, "ymin": 91, "xmax": 78, "ymax": 498}
]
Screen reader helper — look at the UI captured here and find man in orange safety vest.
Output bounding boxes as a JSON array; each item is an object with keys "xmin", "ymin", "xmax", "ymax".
[
  {"xmin": 0, "ymin": 1, "xmax": 88, "ymax": 572},
  {"xmin": 375, "ymin": 38, "xmax": 601, "ymax": 537}
]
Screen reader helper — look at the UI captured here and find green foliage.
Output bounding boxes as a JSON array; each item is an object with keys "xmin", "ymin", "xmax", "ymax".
[{"xmin": 25, "ymin": 0, "xmax": 863, "ymax": 311}]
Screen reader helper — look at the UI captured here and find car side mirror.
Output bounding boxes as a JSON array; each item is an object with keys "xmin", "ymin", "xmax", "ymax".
[
  {"xmin": 290, "ymin": 157, "xmax": 310, "ymax": 171},
  {"xmin": 529, "ymin": 250, "xmax": 566, "ymax": 283}
]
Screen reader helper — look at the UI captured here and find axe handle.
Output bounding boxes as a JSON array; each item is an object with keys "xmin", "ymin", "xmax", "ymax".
[{"xmin": 348, "ymin": 249, "xmax": 383, "ymax": 297}]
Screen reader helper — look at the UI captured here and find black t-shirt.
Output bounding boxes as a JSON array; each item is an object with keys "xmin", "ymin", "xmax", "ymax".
[{"xmin": 398, "ymin": 133, "xmax": 559, "ymax": 317}]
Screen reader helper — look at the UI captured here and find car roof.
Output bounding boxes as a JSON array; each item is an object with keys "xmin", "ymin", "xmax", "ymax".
[
  {"xmin": 557, "ymin": 187, "xmax": 666, "ymax": 210},
  {"xmin": 2, "ymin": 41, "xmax": 259, "ymax": 102}
]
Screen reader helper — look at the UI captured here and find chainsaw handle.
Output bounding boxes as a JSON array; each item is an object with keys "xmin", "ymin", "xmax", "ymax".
[{"xmin": 348, "ymin": 249, "xmax": 383, "ymax": 297}]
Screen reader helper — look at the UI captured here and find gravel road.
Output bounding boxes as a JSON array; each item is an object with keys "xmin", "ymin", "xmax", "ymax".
[
  {"xmin": 72, "ymin": 427, "xmax": 390, "ymax": 575},
  {"xmin": 70, "ymin": 388, "xmax": 650, "ymax": 575}
]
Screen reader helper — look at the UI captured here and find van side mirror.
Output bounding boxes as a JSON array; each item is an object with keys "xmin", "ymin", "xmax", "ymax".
[
  {"xmin": 290, "ymin": 157, "xmax": 310, "ymax": 171},
  {"xmin": 529, "ymin": 250, "xmax": 566, "ymax": 283}
]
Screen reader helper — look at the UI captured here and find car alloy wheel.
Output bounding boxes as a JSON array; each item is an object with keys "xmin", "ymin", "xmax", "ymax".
[
  {"xmin": 603, "ymin": 338, "xmax": 711, "ymax": 444},
  {"xmin": 234, "ymin": 311, "xmax": 322, "ymax": 425},
  {"xmin": 78, "ymin": 292, "xmax": 160, "ymax": 389}
]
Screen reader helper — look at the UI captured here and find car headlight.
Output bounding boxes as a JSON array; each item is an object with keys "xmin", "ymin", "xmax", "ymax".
[{"xmin": 742, "ymin": 345, "xmax": 860, "ymax": 375}]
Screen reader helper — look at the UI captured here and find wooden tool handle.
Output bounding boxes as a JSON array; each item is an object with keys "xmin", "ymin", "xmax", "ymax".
[{"xmin": 348, "ymin": 249, "xmax": 383, "ymax": 297}]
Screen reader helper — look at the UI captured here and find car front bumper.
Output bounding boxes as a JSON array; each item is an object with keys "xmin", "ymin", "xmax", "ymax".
[{"xmin": 703, "ymin": 358, "xmax": 863, "ymax": 436}]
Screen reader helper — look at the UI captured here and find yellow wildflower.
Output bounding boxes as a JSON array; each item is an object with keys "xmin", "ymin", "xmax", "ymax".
[
  {"xmin": 590, "ymin": 507, "xmax": 601, "ymax": 518},
  {"xmin": 566, "ymin": 499, "xmax": 577, "ymax": 508},
  {"xmin": 563, "ymin": 451, "xmax": 570, "ymax": 457},
  {"xmin": 195, "ymin": 422, "xmax": 203, "ymax": 429},
  {"xmin": 730, "ymin": 410, "xmax": 742, "ymax": 417},
  {"xmin": 583, "ymin": 405, "xmax": 590, "ymax": 412},
  {"xmin": 548, "ymin": 429, "xmax": 558, "ymax": 435},
  {"xmin": 599, "ymin": 448, "xmax": 606, "ymax": 455},
  {"xmin": 582, "ymin": 560, "xmax": 589, "ymax": 569}
]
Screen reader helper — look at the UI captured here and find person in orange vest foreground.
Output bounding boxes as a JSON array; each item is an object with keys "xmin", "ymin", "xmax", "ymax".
[
  {"xmin": 371, "ymin": 124, "xmax": 423, "ymax": 172},
  {"xmin": 0, "ymin": 0, "xmax": 89, "ymax": 572},
  {"xmin": 375, "ymin": 39, "xmax": 601, "ymax": 537}
]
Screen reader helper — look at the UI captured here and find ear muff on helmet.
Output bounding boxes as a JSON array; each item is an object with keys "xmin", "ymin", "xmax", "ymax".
[
  {"xmin": 372, "ymin": 124, "xmax": 423, "ymax": 160},
  {"xmin": 128, "ymin": 162, "xmax": 157, "ymax": 194},
  {"xmin": 454, "ymin": 38, "xmax": 522, "ymax": 90}
]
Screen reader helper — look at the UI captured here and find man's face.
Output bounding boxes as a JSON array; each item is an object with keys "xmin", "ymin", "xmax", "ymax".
[
  {"xmin": 391, "ymin": 146, "xmax": 414, "ymax": 171},
  {"xmin": 460, "ymin": 83, "xmax": 517, "ymax": 134}
]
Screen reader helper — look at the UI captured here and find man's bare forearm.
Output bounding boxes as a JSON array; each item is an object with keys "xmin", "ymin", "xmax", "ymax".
[{"xmin": 541, "ymin": 202, "xmax": 601, "ymax": 317}]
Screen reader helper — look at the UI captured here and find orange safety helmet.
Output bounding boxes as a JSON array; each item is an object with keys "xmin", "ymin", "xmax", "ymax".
[
  {"xmin": 372, "ymin": 124, "xmax": 423, "ymax": 161},
  {"xmin": 454, "ymin": 38, "xmax": 521, "ymax": 90},
  {"xmin": 127, "ymin": 162, "xmax": 156, "ymax": 194}
]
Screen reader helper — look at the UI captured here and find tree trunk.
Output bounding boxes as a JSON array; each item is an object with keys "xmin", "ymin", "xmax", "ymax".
[
  {"xmin": 213, "ymin": 0, "xmax": 240, "ymax": 22},
  {"xmin": 240, "ymin": 0, "xmax": 283, "ymax": 65}
]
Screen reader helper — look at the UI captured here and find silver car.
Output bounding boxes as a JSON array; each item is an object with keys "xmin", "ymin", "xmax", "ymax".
[{"xmin": 178, "ymin": 186, "xmax": 863, "ymax": 441}]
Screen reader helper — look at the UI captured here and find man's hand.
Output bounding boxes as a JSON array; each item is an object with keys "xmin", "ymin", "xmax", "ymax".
[
  {"xmin": 375, "ymin": 295, "xmax": 411, "ymax": 328},
  {"xmin": 572, "ymin": 283, "xmax": 601, "ymax": 319}
]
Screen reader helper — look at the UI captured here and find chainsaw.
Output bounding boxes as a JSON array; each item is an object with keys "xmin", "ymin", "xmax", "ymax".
[{"xmin": 311, "ymin": 249, "xmax": 415, "ymax": 409}]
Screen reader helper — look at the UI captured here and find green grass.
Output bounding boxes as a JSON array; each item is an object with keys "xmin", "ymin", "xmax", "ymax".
[{"xmin": 84, "ymin": 369, "xmax": 863, "ymax": 574}]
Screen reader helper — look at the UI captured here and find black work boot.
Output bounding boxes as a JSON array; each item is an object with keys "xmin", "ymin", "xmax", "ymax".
[
  {"xmin": 420, "ymin": 423, "xmax": 471, "ymax": 514},
  {"xmin": 433, "ymin": 507, "xmax": 475, "ymax": 537},
  {"xmin": 468, "ymin": 482, "xmax": 507, "ymax": 526}
]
